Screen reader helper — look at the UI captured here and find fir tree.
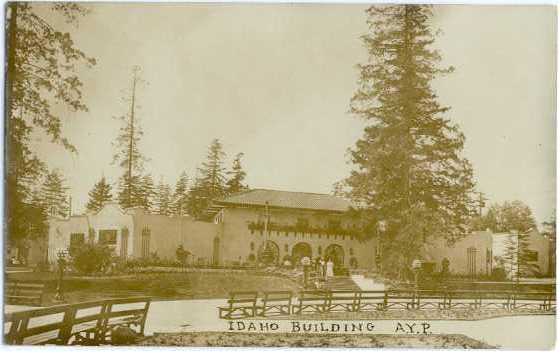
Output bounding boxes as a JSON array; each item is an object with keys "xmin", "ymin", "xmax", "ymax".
[
  {"xmin": 226, "ymin": 152, "xmax": 248, "ymax": 194},
  {"xmin": 503, "ymin": 231, "xmax": 540, "ymax": 281},
  {"xmin": 117, "ymin": 174, "xmax": 144, "ymax": 209},
  {"xmin": 154, "ymin": 178, "xmax": 172, "ymax": 216},
  {"xmin": 341, "ymin": 5, "xmax": 475, "ymax": 277},
  {"xmin": 113, "ymin": 66, "xmax": 149, "ymax": 209},
  {"xmin": 40, "ymin": 169, "xmax": 70, "ymax": 218},
  {"xmin": 188, "ymin": 139, "xmax": 228, "ymax": 218},
  {"xmin": 86, "ymin": 176, "xmax": 113, "ymax": 213},
  {"xmin": 138, "ymin": 174, "xmax": 156, "ymax": 212},
  {"xmin": 172, "ymin": 172, "xmax": 190, "ymax": 216}
]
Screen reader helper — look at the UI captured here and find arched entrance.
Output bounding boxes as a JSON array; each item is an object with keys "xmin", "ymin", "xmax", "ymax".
[
  {"xmin": 258, "ymin": 240, "xmax": 280, "ymax": 266},
  {"xmin": 325, "ymin": 244, "xmax": 344, "ymax": 267},
  {"xmin": 212, "ymin": 237, "xmax": 220, "ymax": 266},
  {"xmin": 291, "ymin": 242, "xmax": 312, "ymax": 265}
]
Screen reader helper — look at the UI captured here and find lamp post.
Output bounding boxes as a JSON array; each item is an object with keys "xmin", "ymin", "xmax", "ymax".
[{"xmin": 55, "ymin": 250, "xmax": 68, "ymax": 301}]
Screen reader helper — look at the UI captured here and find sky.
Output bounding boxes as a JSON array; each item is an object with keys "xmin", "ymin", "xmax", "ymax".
[{"xmin": 31, "ymin": 4, "xmax": 556, "ymax": 224}]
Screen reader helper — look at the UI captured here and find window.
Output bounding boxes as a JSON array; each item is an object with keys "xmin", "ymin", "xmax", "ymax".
[
  {"xmin": 99, "ymin": 230, "xmax": 117, "ymax": 245},
  {"xmin": 141, "ymin": 227, "xmax": 151, "ymax": 258},
  {"xmin": 250, "ymin": 242, "xmax": 255, "ymax": 251},
  {"xmin": 349, "ymin": 248, "xmax": 354, "ymax": 256},
  {"xmin": 318, "ymin": 246, "xmax": 322, "ymax": 255},
  {"xmin": 284, "ymin": 244, "xmax": 289, "ymax": 252},
  {"xmin": 70, "ymin": 233, "xmax": 85, "ymax": 250}
]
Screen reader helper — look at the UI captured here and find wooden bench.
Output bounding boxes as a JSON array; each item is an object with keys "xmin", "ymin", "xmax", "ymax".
[
  {"xmin": 292, "ymin": 290, "xmax": 329, "ymax": 314},
  {"xmin": 4, "ymin": 297, "xmax": 151, "ymax": 345},
  {"xmin": 327, "ymin": 290, "xmax": 360, "ymax": 312},
  {"xmin": 218, "ymin": 291, "xmax": 258, "ymax": 319},
  {"xmin": 354, "ymin": 290, "xmax": 385, "ymax": 311},
  {"xmin": 257, "ymin": 291, "xmax": 292, "ymax": 317},
  {"xmin": 5, "ymin": 281, "xmax": 45, "ymax": 306}
]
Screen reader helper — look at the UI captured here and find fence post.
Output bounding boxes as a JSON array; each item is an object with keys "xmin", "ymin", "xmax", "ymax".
[
  {"xmin": 383, "ymin": 290, "xmax": 388, "ymax": 310},
  {"xmin": 59, "ymin": 306, "xmax": 77, "ymax": 344}
]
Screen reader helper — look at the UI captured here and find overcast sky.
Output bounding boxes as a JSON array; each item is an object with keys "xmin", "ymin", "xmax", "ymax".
[{"xmin": 32, "ymin": 4, "xmax": 556, "ymax": 224}]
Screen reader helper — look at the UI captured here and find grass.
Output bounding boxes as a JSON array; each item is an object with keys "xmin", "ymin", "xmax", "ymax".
[
  {"xmin": 139, "ymin": 332, "xmax": 496, "ymax": 348},
  {"xmin": 6, "ymin": 271, "xmax": 300, "ymax": 306}
]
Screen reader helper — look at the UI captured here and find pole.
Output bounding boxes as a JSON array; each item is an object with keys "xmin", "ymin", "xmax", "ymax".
[{"xmin": 127, "ymin": 68, "xmax": 138, "ymax": 207}]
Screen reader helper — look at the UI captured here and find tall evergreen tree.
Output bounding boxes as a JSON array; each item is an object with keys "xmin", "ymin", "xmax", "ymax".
[
  {"xmin": 5, "ymin": 3, "xmax": 94, "ymax": 248},
  {"xmin": 113, "ymin": 66, "xmax": 148, "ymax": 209},
  {"xmin": 172, "ymin": 172, "xmax": 190, "ymax": 216},
  {"xmin": 226, "ymin": 152, "xmax": 248, "ymax": 194},
  {"xmin": 86, "ymin": 176, "xmax": 113, "ymax": 213},
  {"xmin": 154, "ymin": 178, "xmax": 172, "ymax": 216},
  {"xmin": 188, "ymin": 139, "xmax": 228, "ymax": 218},
  {"xmin": 503, "ymin": 231, "xmax": 540, "ymax": 281},
  {"xmin": 40, "ymin": 169, "xmax": 70, "ymax": 218},
  {"xmin": 341, "ymin": 5, "xmax": 475, "ymax": 277},
  {"xmin": 138, "ymin": 174, "xmax": 156, "ymax": 212}
]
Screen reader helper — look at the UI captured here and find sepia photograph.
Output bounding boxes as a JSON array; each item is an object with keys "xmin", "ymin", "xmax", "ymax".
[{"xmin": 3, "ymin": 2, "xmax": 556, "ymax": 348}]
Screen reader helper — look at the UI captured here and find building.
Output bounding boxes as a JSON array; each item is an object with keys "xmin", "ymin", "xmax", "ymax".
[
  {"xmin": 492, "ymin": 230, "xmax": 554, "ymax": 277},
  {"xmin": 207, "ymin": 189, "xmax": 377, "ymax": 269},
  {"xmin": 47, "ymin": 189, "xmax": 378, "ymax": 270},
  {"xmin": 424, "ymin": 231, "xmax": 493, "ymax": 277}
]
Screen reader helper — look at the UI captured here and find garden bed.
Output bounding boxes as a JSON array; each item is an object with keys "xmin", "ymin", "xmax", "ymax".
[{"xmin": 139, "ymin": 332, "xmax": 496, "ymax": 348}]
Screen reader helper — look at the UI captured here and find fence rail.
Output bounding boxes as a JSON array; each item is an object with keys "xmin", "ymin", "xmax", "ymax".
[{"xmin": 218, "ymin": 289, "xmax": 555, "ymax": 319}]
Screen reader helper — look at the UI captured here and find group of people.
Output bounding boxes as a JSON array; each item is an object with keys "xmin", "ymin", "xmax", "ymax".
[{"xmin": 314, "ymin": 256, "xmax": 335, "ymax": 280}]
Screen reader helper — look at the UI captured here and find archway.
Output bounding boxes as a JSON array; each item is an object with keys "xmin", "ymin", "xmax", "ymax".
[
  {"xmin": 258, "ymin": 240, "xmax": 280, "ymax": 266},
  {"xmin": 325, "ymin": 244, "xmax": 344, "ymax": 267},
  {"xmin": 291, "ymin": 242, "xmax": 312, "ymax": 265}
]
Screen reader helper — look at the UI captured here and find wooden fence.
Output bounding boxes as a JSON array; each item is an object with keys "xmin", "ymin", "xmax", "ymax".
[{"xmin": 218, "ymin": 289, "xmax": 555, "ymax": 319}]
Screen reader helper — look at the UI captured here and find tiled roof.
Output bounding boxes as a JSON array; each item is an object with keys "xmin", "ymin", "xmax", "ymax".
[{"xmin": 214, "ymin": 188, "xmax": 352, "ymax": 212}]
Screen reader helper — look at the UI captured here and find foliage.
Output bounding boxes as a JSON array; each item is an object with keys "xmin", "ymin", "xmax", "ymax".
[
  {"xmin": 472, "ymin": 200, "xmax": 537, "ymax": 233},
  {"xmin": 139, "ymin": 174, "xmax": 156, "ymax": 211},
  {"xmin": 154, "ymin": 178, "xmax": 172, "ymax": 215},
  {"xmin": 86, "ymin": 176, "xmax": 113, "ymax": 213},
  {"xmin": 188, "ymin": 139, "xmax": 228, "ymax": 218},
  {"xmin": 172, "ymin": 172, "xmax": 190, "ymax": 216},
  {"xmin": 503, "ymin": 232, "xmax": 540, "ymax": 280},
  {"xmin": 113, "ymin": 67, "xmax": 149, "ymax": 209},
  {"xmin": 5, "ymin": 3, "xmax": 94, "ymax": 247},
  {"xmin": 176, "ymin": 245, "xmax": 191, "ymax": 266},
  {"xmin": 69, "ymin": 242, "xmax": 114, "ymax": 275},
  {"xmin": 40, "ymin": 169, "xmax": 70, "ymax": 217},
  {"xmin": 226, "ymin": 152, "xmax": 248, "ymax": 194},
  {"xmin": 339, "ymin": 5, "xmax": 475, "ymax": 277}
]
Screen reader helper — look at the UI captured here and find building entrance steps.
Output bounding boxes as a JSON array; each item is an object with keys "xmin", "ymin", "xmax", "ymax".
[{"xmin": 320, "ymin": 276, "xmax": 361, "ymax": 291}]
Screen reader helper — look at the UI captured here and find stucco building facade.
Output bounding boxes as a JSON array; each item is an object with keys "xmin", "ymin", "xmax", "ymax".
[{"xmin": 47, "ymin": 190, "xmax": 378, "ymax": 270}]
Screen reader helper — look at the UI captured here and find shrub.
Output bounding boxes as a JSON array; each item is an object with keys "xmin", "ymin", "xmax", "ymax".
[{"xmin": 69, "ymin": 242, "xmax": 114, "ymax": 275}]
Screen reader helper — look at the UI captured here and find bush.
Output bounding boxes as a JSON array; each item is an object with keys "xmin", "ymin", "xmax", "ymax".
[
  {"xmin": 69, "ymin": 243, "xmax": 114, "ymax": 275},
  {"xmin": 490, "ymin": 267, "xmax": 508, "ymax": 281}
]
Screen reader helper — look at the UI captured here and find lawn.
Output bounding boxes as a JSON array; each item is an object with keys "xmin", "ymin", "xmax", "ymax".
[
  {"xmin": 139, "ymin": 332, "xmax": 496, "ymax": 348},
  {"xmin": 6, "ymin": 271, "xmax": 300, "ymax": 305}
]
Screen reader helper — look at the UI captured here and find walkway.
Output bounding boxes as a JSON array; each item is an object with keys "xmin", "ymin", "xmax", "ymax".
[{"xmin": 6, "ymin": 299, "xmax": 555, "ymax": 348}]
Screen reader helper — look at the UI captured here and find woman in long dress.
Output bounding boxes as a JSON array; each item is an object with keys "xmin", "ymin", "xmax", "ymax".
[{"xmin": 325, "ymin": 259, "xmax": 334, "ymax": 280}]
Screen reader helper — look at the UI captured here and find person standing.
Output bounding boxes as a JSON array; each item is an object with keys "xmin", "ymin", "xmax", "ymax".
[
  {"xmin": 326, "ymin": 258, "xmax": 334, "ymax": 280},
  {"xmin": 320, "ymin": 257, "xmax": 326, "ymax": 278}
]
